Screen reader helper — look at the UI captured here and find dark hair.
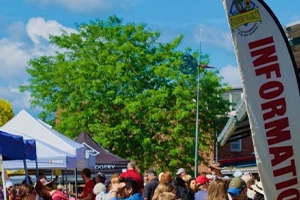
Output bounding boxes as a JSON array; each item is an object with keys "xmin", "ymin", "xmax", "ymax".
[
  {"xmin": 254, "ymin": 192, "xmax": 265, "ymax": 200},
  {"xmin": 95, "ymin": 172, "xmax": 106, "ymax": 183},
  {"xmin": 119, "ymin": 178, "xmax": 139, "ymax": 194},
  {"xmin": 18, "ymin": 184, "xmax": 35, "ymax": 199},
  {"xmin": 81, "ymin": 168, "xmax": 92, "ymax": 178}
]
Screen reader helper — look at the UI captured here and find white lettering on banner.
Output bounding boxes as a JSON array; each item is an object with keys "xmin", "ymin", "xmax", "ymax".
[
  {"xmin": 95, "ymin": 164, "xmax": 116, "ymax": 170},
  {"xmin": 248, "ymin": 36, "xmax": 300, "ymax": 199}
]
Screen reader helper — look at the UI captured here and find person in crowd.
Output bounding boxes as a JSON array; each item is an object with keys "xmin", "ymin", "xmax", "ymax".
[
  {"xmin": 35, "ymin": 179, "xmax": 52, "ymax": 200},
  {"xmin": 143, "ymin": 168, "xmax": 159, "ymax": 200},
  {"xmin": 69, "ymin": 168, "xmax": 95, "ymax": 200},
  {"xmin": 104, "ymin": 179, "xmax": 111, "ymax": 193},
  {"xmin": 94, "ymin": 172, "xmax": 106, "ymax": 184},
  {"xmin": 0, "ymin": 178, "xmax": 4, "ymax": 200},
  {"xmin": 241, "ymin": 173, "xmax": 255, "ymax": 199},
  {"xmin": 159, "ymin": 171, "xmax": 173, "ymax": 184},
  {"xmin": 152, "ymin": 183, "xmax": 176, "ymax": 200},
  {"xmin": 93, "ymin": 182, "xmax": 107, "ymax": 200},
  {"xmin": 208, "ymin": 162, "xmax": 222, "ymax": 179},
  {"xmin": 143, "ymin": 173, "xmax": 149, "ymax": 186},
  {"xmin": 110, "ymin": 177, "xmax": 143, "ymax": 200},
  {"xmin": 6, "ymin": 181, "xmax": 17, "ymax": 200},
  {"xmin": 182, "ymin": 174, "xmax": 192, "ymax": 187},
  {"xmin": 39, "ymin": 172, "xmax": 58, "ymax": 186},
  {"xmin": 45, "ymin": 182, "xmax": 68, "ymax": 200},
  {"xmin": 173, "ymin": 176, "xmax": 192, "ymax": 200},
  {"xmin": 206, "ymin": 179, "xmax": 229, "ymax": 200},
  {"xmin": 18, "ymin": 184, "xmax": 36, "ymax": 200},
  {"xmin": 195, "ymin": 175, "xmax": 210, "ymax": 200},
  {"xmin": 158, "ymin": 192, "xmax": 176, "ymax": 200},
  {"xmin": 187, "ymin": 178, "xmax": 196, "ymax": 193},
  {"xmin": 105, "ymin": 174, "xmax": 119, "ymax": 200},
  {"xmin": 227, "ymin": 177, "xmax": 251, "ymax": 200},
  {"xmin": 251, "ymin": 181, "xmax": 264, "ymax": 200},
  {"xmin": 175, "ymin": 168, "xmax": 186, "ymax": 179},
  {"xmin": 120, "ymin": 162, "xmax": 144, "ymax": 193}
]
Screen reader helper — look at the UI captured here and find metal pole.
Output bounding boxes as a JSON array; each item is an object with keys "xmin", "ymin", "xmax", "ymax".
[{"xmin": 194, "ymin": 65, "xmax": 200, "ymax": 178}]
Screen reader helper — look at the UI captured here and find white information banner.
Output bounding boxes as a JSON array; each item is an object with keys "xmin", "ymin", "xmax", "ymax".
[{"xmin": 222, "ymin": 0, "xmax": 300, "ymax": 199}]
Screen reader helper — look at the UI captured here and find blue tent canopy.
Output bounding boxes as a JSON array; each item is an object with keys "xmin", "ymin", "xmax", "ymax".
[
  {"xmin": 24, "ymin": 139, "xmax": 37, "ymax": 160},
  {"xmin": 0, "ymin": 130, "xmax": 25, "ymax": 160}
]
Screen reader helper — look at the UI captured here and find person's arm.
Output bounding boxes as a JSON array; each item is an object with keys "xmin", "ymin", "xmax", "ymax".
[{"xmin": 81, "ymin": 192, "xmax": 92, "ymax": 200}]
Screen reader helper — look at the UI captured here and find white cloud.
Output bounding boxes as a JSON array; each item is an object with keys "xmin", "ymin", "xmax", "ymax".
[
  {"xmin": 26, "ymin": 0, "xmax": 131, "ymax": 13},
  {"xmin": 26, "ymin": 17, "xmax": 77, "ymax": 45},
  {"xmin": 194, "ymin": 25, "xmax": 233, "ymax": 51},
  {"xmin": 0, "ymin": 39, "xmax": 31, "ymax": 77},
  {"xmin": 0, "ymin": 85, "xmax": 31, "ymax": 111},
  {"xmin": 219, "ymin": 64, "xmax": 242, "ymax": 87},
  {"xmin": 0, "ymin": 17, "xmax": 76, "ymax": 114}
]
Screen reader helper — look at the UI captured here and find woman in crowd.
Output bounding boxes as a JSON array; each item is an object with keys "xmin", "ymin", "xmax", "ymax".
[
  {"xmin": 18, "ymin": 184, "xmax": 36, "ymax": 200},
  {"xmin": 105, "ymin": 173, "xmax": 120, "ymax": 200},
  {"xmin": 152, "ymin": 183, "xmax": 176, "ymax": 200},
  {"xmin": 6, "ymin": 181, "xmax": 17, "ymax": 200},
  {"xmin": 206, "ymin": 179, "xmax": 229, "ymax": 200},
  {"xmin": 158, "ymin": 192, "xmax": 176, "ymax": 200},
  {"xmin": 93, "ymin": 182, "xmax": 106, "ymax": 200},
  {"xmin": 159, "ymin": 171, "xmax": 173, "ymax": 184}
]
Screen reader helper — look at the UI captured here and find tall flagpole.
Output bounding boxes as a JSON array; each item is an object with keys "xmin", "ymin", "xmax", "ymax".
[{"xmin": 194, "ymin": 28, "xmax": 202, "ymax": 178}]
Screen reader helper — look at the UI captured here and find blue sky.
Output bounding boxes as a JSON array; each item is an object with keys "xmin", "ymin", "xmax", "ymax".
[{"xmin": 0, "ymin": 0, "xmax": 299, "ymax": 116}]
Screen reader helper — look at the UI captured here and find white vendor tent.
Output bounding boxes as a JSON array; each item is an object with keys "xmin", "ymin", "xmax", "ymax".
[{"xmin": 0, "ymin": 110, "xmax": 95, "ymax": 170}]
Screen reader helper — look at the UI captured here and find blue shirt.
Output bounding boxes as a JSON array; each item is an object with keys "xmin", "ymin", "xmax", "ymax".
[
  {"xmin": 110, "ymin": 193, "xmax": 144, "ymax": 200},
  {"xmin": 195, "ymin": 190, "xmax": 207, "ymax": 200}
]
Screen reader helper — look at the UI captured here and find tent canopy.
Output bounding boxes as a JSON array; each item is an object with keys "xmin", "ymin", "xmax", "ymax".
[
  {"xmin": 1, "ymin": 110, "xmax": 94, "ymax": 169},
  {"xmin": 76, "ymin": 132, "xmax": 128, "ymax": 174},
  {"xmin": 0, "ymin": 131, "xmax": 25, "ymax": 160}
]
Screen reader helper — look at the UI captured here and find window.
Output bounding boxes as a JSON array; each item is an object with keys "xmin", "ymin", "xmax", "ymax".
[{"xmin": 231, "ymin": 139, "xmax": 242, "ymax": 152}]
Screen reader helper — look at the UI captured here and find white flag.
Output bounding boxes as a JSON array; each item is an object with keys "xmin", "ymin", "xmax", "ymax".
[{"xmin": 222, "ymin": 0, "xmax": 300, "ymax": 199}]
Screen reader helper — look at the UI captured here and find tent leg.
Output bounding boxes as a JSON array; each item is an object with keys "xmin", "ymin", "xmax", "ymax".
[
  {"xmin": 75, "ymin": 168, "xmax": 78, "ymax": 199},
  {"xmin": 23, "ymin": 159, "xmax": 29, "ymax": 184},
  {"xmin": 1, "ymin": 155, "xmax": 7, "ymax": 200}
]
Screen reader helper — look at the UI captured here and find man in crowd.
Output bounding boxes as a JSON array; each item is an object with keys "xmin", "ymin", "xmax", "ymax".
[
  {"xmin": 69, "ymin": 168, "xmax": 95, "ymax": 200},
  {"xmin": 143, "ymin": 168, "xmax": 159, "ymax": 200},
  {"xmin": 195, "ymin": 175, "xmax": 210, "ymax": 200},
  {"xmin": 227, "ymin": 177, "xmax": 251, "ymax": 200},
  {"xmin": 175, "ymin": 168, "xmax": 186, "ymax": 179},
  {"xmin": 208, "ymin": 161, "xmax": 223, "ymax": 179},
  {"xmin": 110, "ymin": 177, "xmax": 143, "ymax": 200},
  {"xmin": 120, "ymin": 162, "xmax": 144, "ymax": 193}
]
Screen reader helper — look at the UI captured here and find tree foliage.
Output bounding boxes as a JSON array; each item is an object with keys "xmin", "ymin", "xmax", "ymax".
[
  {"xmin": 20, "ymin": 16, "xmax": 230, "ymax": 173},
  {"xmin": 0, "ymin": 98, "xmax": 14, "ymax": 127}
]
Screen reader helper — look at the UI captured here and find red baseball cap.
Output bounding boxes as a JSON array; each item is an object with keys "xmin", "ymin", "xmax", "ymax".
[{"xmin": 195, "ymin": 175, "xmax": 209, "ymax": 185}]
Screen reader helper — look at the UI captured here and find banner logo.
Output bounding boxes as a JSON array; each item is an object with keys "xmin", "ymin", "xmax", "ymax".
[
  {"xmin": 82, "ymin": 142, "xmax": 100, "ymax": 156},
  {"xmin": 229, "ymin": 0, "xmax": 261, "ymax": 36}
]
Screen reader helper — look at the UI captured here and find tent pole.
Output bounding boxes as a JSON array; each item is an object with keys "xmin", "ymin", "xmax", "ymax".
[
  {"xmin": 1, "ymin": 155, "xmax": 7, "ymax": 200},
  {"xmin": 75, "ymin": 168, "xmax": 78, "ymax": 199},
  {"xmin": 23, "ymin": 159, "xmax": 29, "ymax": 184}
]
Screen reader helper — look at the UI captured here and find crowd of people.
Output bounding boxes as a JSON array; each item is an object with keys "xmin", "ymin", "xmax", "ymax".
[{"xmin": 0, "ymin": 161, "xmax": 265, "ymax": 200}]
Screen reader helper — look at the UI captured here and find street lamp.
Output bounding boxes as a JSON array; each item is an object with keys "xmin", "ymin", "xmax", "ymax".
[{"xmin": 180, "ymin": 53, "xmax": 214, "ymax": 178}]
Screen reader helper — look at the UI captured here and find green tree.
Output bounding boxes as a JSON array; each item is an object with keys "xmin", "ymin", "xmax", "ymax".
[
  {"xmin": 0, "ymin": 98, "xmax": 14, "ymax": 127},
  {"xmin": 20, "ymin": 16, "xmax": 230, "ymax": 173}
]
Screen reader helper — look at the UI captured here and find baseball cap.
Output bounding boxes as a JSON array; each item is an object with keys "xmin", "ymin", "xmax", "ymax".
[
  {"xmin": 5, "ymin": 180, "xmax": 14, "ymax": 188},
  {"xmin": 176, "ymin": 168, "xmax": 185, "ymax": 175},
  {"xmin": 146, "ymin": 168, "xmax": 157, "ymax": 176},
  {"xmin": 227, "ymin": 177, "xmax": 246, "ymax": 196},
  {"xmin": 209, "ymin": 161, "xmax": 221, "ymax": 170},
  {"xmin": 195, "ymin": 175, "xmax": 209, "ymax": 185}
]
